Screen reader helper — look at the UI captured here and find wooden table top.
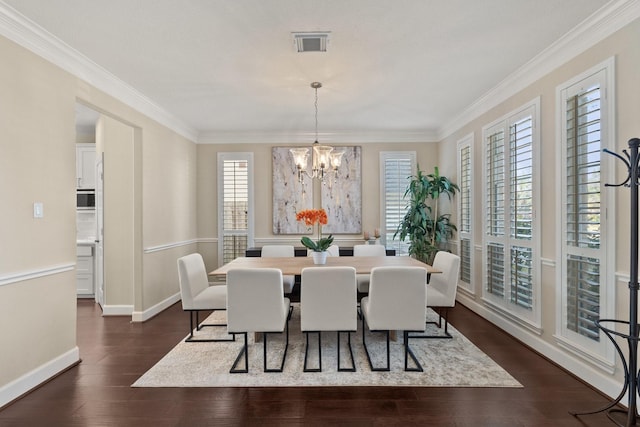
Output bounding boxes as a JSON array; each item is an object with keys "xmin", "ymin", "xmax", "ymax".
[{"xmin": 209, "ymin": 256, "xmax": 439, "ymax": 276}]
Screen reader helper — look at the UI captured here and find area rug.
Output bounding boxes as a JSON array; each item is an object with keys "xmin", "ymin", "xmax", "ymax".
[{"xmin": 132, "ymin": 304, "xmax": 521, "ymax": 388}]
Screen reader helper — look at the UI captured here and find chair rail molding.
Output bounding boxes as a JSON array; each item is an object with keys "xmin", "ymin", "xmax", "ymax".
[
  {"xmin": 0, "ymin": 263, "xmax": 75, "ymax": 287},
  {"xmin": 541, "ymin": 258, "xmax": 556, "ymax": 268},
  {"xmin": 144, "ymin": 239, "xmax": 206, "ymax": 254}
]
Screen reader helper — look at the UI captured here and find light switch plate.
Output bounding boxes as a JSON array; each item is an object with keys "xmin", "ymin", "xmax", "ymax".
[{"xmin": 33, "ymin": 202, "xmax": 43, "ymax": 218}]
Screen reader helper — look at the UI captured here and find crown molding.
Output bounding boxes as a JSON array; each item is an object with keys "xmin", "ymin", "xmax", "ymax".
[
  {"xmin": 0, "ymin": 1, "xmax": 198, "ymax": 142},
  {"xmin": 3, "ymin": 0, "xmax": 634, "ymax": 146},
  {"xmin": 438, "ymin": 0, "xmax": 640, "ymax": 141},
  {"xmin": 198, "ymin": 129, "xmax": 439, "ymax": 144}
]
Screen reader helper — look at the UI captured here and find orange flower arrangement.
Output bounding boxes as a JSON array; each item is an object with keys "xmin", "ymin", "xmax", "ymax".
[{"xmin": 296, "ymin": 208, "xmax": 334, "ymax": 252}]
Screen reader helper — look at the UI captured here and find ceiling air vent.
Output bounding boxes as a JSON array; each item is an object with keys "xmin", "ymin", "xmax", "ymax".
[{"xmin": 292, "ymin": 32, "xmax": 330, "ymax": 53}]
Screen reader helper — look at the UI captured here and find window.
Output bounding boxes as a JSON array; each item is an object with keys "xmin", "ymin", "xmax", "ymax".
[
  {"xmin": 557, "ymin": 59, "xmax": 615, "ymax": 368},
  {"xmin": 217, "ymin": 153, "xmax": 254, "ymax": 265},
  {"xmin": 457, "ymin": 134, "xmax": 474, "ymax": 293},
  {"xmin": 482, "ymin": 99, "xmax": 540, "ymax": 327},
  {"xmin": 380, "ymin": 151, "xmax": 416, "ymax": 255}
]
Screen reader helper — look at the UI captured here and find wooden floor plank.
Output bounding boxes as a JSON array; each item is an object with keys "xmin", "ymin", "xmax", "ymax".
[{"xmin": 0, "ymin": 299, "xmax": 617, "ymax": 425}]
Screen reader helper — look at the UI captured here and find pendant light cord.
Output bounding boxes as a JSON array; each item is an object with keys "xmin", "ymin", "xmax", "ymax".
[{"xmin": 314, "ymin": 86, "xmax": 319, "ymax": 143}]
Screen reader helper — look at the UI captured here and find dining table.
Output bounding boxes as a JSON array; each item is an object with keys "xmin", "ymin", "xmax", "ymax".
[{"xmin": 208, "ymin": 255, "xmax": 440, "ymax": 277}]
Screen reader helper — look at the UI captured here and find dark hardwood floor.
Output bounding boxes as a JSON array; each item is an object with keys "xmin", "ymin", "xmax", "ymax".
[{"xmin": 0, "ymin": 299, "xmax": 619, "ymax": 426}]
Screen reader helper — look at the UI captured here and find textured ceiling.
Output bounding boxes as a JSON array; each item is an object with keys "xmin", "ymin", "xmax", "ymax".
[{"xmin": 4, "ymin": 0, "xmax": 612, "ymax": 142}]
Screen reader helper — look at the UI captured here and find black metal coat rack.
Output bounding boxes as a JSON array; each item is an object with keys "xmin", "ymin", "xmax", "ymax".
[{"xmin": 572, "ymin": 137, "xmax": 640, "ymax": 426}]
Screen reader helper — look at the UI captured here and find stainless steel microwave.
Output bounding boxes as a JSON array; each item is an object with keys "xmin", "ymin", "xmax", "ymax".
[{"xmin": 77, "ymin": 189, "xmax": 96, "ymax": 210}]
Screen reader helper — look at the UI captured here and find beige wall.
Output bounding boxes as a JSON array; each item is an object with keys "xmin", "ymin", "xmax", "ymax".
[
  {"xmin": 0, "ymin": 36, "xmax": 78, "ymax": 388},
  {"xmin": 0, "ymin": 38, "xmax": 77, "ymax": 273},
  {"xmin": 0, "ymin": 33, "xmax": 197, "ymax": 402},
  {"xmin": 142, "ymin": 126, "xmax": 197, "ymax": 309},
  {"xmin": 438, "ymin": 17, "xmax": 640, "ymax": 391}
]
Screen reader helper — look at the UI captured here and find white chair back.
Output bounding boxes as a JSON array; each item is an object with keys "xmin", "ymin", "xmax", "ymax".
[
  {"xmin": 429, "ymin": 251, "xmax": 461, "ymax": 306},
  {"xmin": 261, "ymin": 245, "xmax": 295, "ymax": 258},
  {"xmin": 353, "ymin": 244, "xmax": 386, "ymax": 257},
  {"xmin": 300, "ymin": 266, "xmax": 357, "ymax": 332},
  {"xmin": 353, "ymin": 244, "xmax": 386, "ymax": 294},
  {"xmin": 261, "ymin": 245, "xmax": 295, "ymax": 294},
  {"xmin": 226, "ymin": 268, "xmax": 288, "ymax": 333},
  {"xmin": 366, "ymin": 266, "xmax": 427, "ymax": 331},
  {"xmin": 328, "ymin": 245, "xmax": 340, "ymax": 257},
  {"xmin": 177, "ymin": 253, "xmax": 208, "ymax": 310}
]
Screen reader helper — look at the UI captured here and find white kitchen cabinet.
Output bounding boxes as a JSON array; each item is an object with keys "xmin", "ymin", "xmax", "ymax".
[
  {"xmin": 76, "ymin": 244, "xmax": 95, "ymax": 297},
  {"xmin": 76, "ymin": 144, "xmax": 96, "ymax": 189}
]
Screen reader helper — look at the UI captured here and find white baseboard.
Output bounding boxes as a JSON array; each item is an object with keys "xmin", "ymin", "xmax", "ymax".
[
  {"xmin": 132, "ymin": 292, "xmax": 180, "ymax": 323},
  {"xmin": 0, "ymin": 347, "xmax": 79, "ymax": 408},
  {"xmin": 456, "ymin": 293, "xmax": 622, "ymax": 402},
  {"xmin": 101, "ymin": 304, "xmax": 134, "ymax": 316}
]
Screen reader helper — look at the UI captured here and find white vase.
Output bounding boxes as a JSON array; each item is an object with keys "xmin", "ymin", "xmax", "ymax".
[{"xmin": 312, "ymin": 251, "xmax": 328, "ymax": 265}]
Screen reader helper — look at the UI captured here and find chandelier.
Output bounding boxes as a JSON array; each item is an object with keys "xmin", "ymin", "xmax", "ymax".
[{"xmin": 290, "ymin": 82, "xmax": 344, "ymax": 184}]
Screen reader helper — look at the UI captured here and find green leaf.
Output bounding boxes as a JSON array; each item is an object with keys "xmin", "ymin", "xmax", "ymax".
[
  {"xmin": 301, "ymin": 235, "xmax": 334, "ymax": 252},
  {"xmin": 301, "ymin": 236, "xmax": 318, "ymax": 251}
]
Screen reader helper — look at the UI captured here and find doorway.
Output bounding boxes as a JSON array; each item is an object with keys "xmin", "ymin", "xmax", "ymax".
[
  {"xmin": 75, "ymin": 101, "xmax": 139, "ymax": 315},
  {"xmin": 95, "ymin": 154, "xmax": 104, "ymax": 307},
  {"xmin": 75, "ymin": 103, "xmax": 101, "ymax": 305}
]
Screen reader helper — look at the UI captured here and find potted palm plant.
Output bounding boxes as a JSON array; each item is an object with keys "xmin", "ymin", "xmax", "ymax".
[{"xmin": 394, "ymin": 166, "xmax": 459, "ymax": 263}]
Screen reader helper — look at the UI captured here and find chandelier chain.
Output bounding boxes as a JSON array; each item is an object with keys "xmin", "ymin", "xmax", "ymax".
[{"xmin": 314, "ymin": 86, "xmax": 319, "ymax": 142}]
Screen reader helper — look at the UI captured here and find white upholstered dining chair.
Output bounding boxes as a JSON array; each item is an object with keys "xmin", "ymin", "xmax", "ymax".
[
  {"xmin": 300, "ymin": 266, "xmax": 357, "ymax": 372},
  {"xmin": 261, "ymin": 245, "xmax": 295, "ymax": 294},
  {"xmin": 226, "ymin": 268, "xmax": 292, "ymax": 373},
  {"xmin": 177, "ymin": 253, "xmax": 235, "ymax": 343},
  {"xmin": 423, "ymin": 251, "xmax": 460, "ymax": 338},
  {"xmin": 361, "ymin": 266, "xmax": 427, "ymax": 372},
  {"xmin": 353, "ymin": 244, "xmax": 387, "ymax": 295}
]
